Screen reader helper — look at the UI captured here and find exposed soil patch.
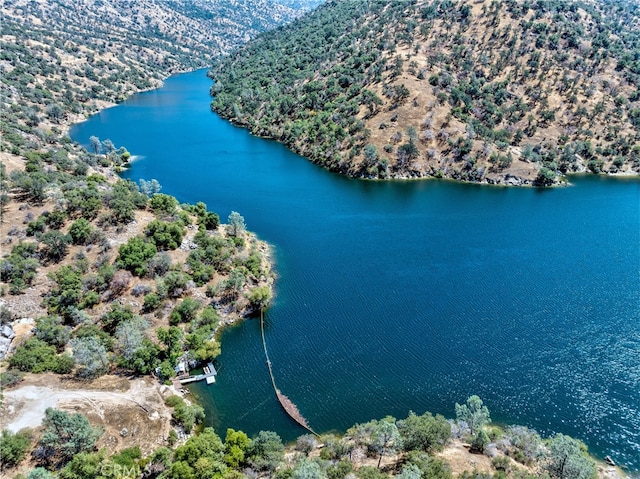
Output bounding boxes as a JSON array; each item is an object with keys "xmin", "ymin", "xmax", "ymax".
[{"xmin": 1, "ymin": 373, "xmax": 174, "ymax": 458}]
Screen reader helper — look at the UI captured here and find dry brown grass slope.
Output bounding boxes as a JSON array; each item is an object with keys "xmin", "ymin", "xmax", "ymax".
[{"xmin": 210, "ymin": 0, "xmax": 640, "ymax": 186}]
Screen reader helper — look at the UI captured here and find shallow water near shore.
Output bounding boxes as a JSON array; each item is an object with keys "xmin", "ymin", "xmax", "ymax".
[{"xmin": 70, "ymin": 69, "xmax": 640, "ymax": 471}]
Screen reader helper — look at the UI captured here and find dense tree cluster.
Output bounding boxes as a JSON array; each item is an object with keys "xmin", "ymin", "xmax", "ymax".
[
  {"xmin": 2, "ymin": 153, "xmax": 271, "ymax": 382},
  {"xmin": 211, "ymin": 0, "xmax": 640, "ymax": 184}
]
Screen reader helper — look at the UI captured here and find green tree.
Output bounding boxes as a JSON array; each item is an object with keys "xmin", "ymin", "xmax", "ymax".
[
  {"xmin": 145, "ymin": 220, "xmax": 185, "ymax": 250},
  {"xmin": 169, "ymin": 297, "xmax": 201, "ymax": 325},
  {"xmin": 0, "ymin": 429, "xmax": 33, "ymax": 469},
  {"xmin": 227, "ymin": 211, "xmax": 245, "ymax": 237},
  {"xmin": 455, "ymin": 395, "xmax": 490, "ymax": 434},
  {"xmin": 224, "ymin": 428, "xmax": 250, "ymax": 468},
  {"xmin": 165, "ymin": 396, "xmax": 205, "ymax": 433},
  {"xmin": 405, "ymin": 451, "xmax": 452, "ymax": 479},
  {"xmin": 200, "ymin": 211, "xmax": 220, "ymax": 230},
  {"xmin": 356, "ymin": 466, "xmax": 387, "ymax": 479},
  {"xmin": 158, "ymin": 271, "xmax": 191, "ymax": 298},
  {"xmin": 544, "ymin": 434, "xmax": 596, "ymax": 479},
  {"xmin": 157, "ymin": 325, "xmax": 183, "ymax": 358},
  {"xmin": 174, "ymin": 427, "xmax": 225, "ymax": 466},
  {"xmin": 39, "ymin": 230, "xmax": 71, "ymax": 263},
  {"xmin": 114, "ymin": 317, "xmax": 147, "ymax": 361},
  {"xmin": 68, "ymin": 219, "xmax": 93, "ymax": 245},
  {"xmin": 163, "ymin": 461, "xmax": 196, "ymax": 479},
  {"xmin": 247, "ymin": 431, "xmax": 285, "ymax": 472},
  {"xmin": 8, "ymin": 337, "xmax": 58, "ymax": 373},
  {"xmin": 46, "ymin": 103, "xmax": 64, "ymax": 123},
  {"xmin": 149, "ymin": 193, "xmax": 178, "ymax": 215},
  {"xmin": 33, "ymin": 408, "xmax": 102, "ymax": 468},
  {"xmin": 534, "ymin": 166, "xmax": 556, "ymax": 186},
  {"xmin": 70, "ymin": 336, "xmax": 109, "ymax": 378},
  {"xmin": 108, "ymin": 179, "xmax": 147, "ymax": 225},
  {"xmin": 58, "ymin": 450, "xmax": 106, "ymax": 479},
  {"xmin": 44, "ymin": 210, "xmax": 67, "ymax": 229},
  {"xmin": 371, "ymin": 416, "xmax": 401, "ymax": 468},
  {"xmin": 117, "ymin": 237, "xmax": 157, "ymax": 276},
  {"xmin": 34, "ymin": 315, "xmax": 71, "ymax": 351},
  {"xmin": 224, "ymin": 268, "xmax": 246, "ymax": 298},
  {"xmin": 292, "ymin": 459, "xmax": 326, "ymax": 479},
  {"xmin": 248, "ymin": 286, "xmax": 271, "ymax": 310},
  {"xmin": 470, "ymin": 429, "xmax": 489, "ymax": 454},
  {"xmin": 0, "ymin": 242, "xmax": 39, "ymax": 293},
  {"xmin": 145, "ymin": 447, "xmax": 173, "ymax": 477},
  {"xmin": 397, "ymin": 411, "xmax": 451, "ymax": 453}
]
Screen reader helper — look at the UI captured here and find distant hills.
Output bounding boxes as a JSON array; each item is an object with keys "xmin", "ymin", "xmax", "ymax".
[
  {"xmin": 0, "ymin": 0, "xmax": 318, "ymax": 149},
  {"xmin": 210, "ymin": 0, "xmax": 640, "ymax": 186}
]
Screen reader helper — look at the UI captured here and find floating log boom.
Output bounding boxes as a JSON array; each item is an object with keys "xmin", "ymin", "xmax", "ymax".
[{"xmin": 260, "ymin": 311, "xmax": 317, "ymax": 435}]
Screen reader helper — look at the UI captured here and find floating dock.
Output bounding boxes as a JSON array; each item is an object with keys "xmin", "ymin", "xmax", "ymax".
[{"xmin": 178, "ymin": 362, "xmax": 217, "ymax": 384}]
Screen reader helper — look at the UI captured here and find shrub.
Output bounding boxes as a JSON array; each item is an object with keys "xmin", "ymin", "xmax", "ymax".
[
  {"xmin": 470, "ymin": 429, "xmax": 489, "ymax": 454},
  {"xmin": 44, "ymin": 265, "xmax": 83, "ymax": 318},
  {"xmin": 0, "ymin": 242, "xmax": 39, "ymax": 293},
  {"xmin": 198, "ymin": 306, "xmax": 219, "ymax": 328},
  {"xmin": 131, "ymin": 284, "xmax": 152, "ymax": 297},
  {"xmin": 33, "ymin": 408, "xmax": 102, "ymax": 468},
  {"xmin": 142, "ymin": 293, "xmax": 161, "ymax": 312},
  {"xmin": 117, "ymin": 237, "xmax": 157, "ymax": 276},
  {"xmin": 0, "ymin": 369, "xmax": 24, "ymax": 388},
  {"xmin": 147, "ymin": 252, "xmax": 171, "ymax": 277},
  {"xmin": 34, "ymin": 315, "xmax": 70, "ymax": 351},
  {"xmin": 26, "ymin": 216, "xmax": 46, "ymax": 236},
  {"xmin": 0, "ymin": 429, "xmax": 33, "ymax": 469},
  {"xmin": 0, "ymin": 305, "xmax": 15, "ymax": 324},
  {"xmin": 43, "ymin": 210, "xmax": 67, "ymax": 229},
  {"xmin": 8, "ymin": 337, "xmax": 71, "ymax": 374},
  {"xmin": 39, "ymin": 230, "xmax": 71, "ymax": 263},
  {"xmin": 244, "ymin": 251, "xmax": 263, "ymax": 277},
  {"xmin": 164, "ymin": 395, "xmax": 205, "ymax": 432},
  {"xmin": 149, "ymin": 194, "xmax": 178, "ymax": 215},
  {"xmin": 145, "ymin": 220, "xmax": 184, "ymax": 250},
  {"xmin": 158, "ymin": 271, "xmax": 191, "ymax": 298},
  {"xmin": 79, "ymin": 291, "xmax": 100, "ymax": 309},
  {"xmin": 107, "ymin": 179, "xmax": 147, "ymax": 225},
  {"xmin": 169, "ymin": 298, "xmax": 201, "ymax": 325},
  {"xmin": 100, "ymin": 303, "xmax": 134, "ymax": 333},
  {"xmin": 51, "ymin": 354, "xmax": 75, "ymax": 374},
  {"xmin": 108, "ymin": 270, "xmax": 133, "ymax": 297},
  {"xmin": 200, "ymin": 211, "xmax": 220, "ymax": 230},
  {"xmin": 111, "ymin": 446, "xmax": 142, "ymax": 468},
  {"xmin": 68, "ymin": 218, "xmax": 92, "ymax": 245},
  {"xmin": 492, "ymin": 456, "xmax": 511, "ymax": 472}
]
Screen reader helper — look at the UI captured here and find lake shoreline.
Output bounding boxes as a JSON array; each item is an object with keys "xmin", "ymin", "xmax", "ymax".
[
  {"xmin": 214, "ymin": 107, "xmax": 638, "ymax": 188},
  {"xmin": 69, "ymin": 69, "xmax": 640, "ymax": 473}
]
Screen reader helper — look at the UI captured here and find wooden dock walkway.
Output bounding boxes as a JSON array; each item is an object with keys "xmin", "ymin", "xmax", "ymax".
[{"xmin": 179, "ymin": 362, "xmax": 217, "ymax": 384}]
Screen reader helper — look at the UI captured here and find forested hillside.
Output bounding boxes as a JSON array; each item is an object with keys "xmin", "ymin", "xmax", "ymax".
[
  {"xmin": 0, "ymin": 0, "xmax": 318, "ymax": 154},
  {"xmin": 210, "ymin": 0, "xmax": 640, "ymax": 186}
]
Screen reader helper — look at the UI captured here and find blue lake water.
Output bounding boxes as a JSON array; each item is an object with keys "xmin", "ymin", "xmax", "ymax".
[{"xmin": 70, "ymin": 69, "xmax": 640, "ymax": 471}]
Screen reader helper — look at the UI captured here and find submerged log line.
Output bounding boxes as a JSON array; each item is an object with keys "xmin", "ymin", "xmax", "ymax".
[{"xmin": 260, "ymin": 311, "xmax": 318, "ymax": 436}]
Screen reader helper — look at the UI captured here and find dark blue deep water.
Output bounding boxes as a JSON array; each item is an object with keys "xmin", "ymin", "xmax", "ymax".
[{"xmin": 70, "ymin": 70, "xmax": 640, "ymax": 471}]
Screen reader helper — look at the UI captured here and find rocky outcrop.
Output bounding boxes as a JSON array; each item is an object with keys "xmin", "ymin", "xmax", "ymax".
[{"xmin": 0, "ymin": 323, "xmax": 16, "ymax": 359}]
